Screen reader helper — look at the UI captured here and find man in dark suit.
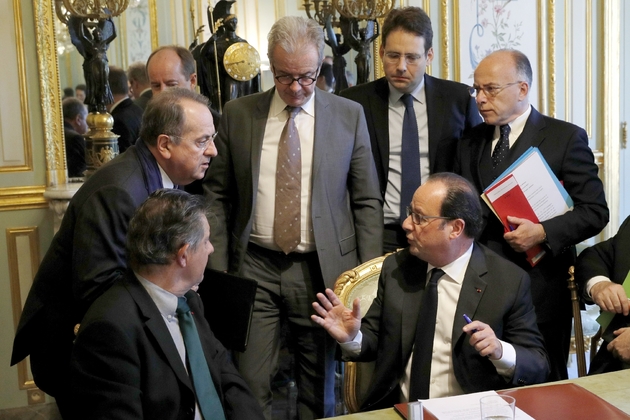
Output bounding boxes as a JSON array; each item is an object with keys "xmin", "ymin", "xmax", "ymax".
[
  {"xmin": 11, "ymin": 88, "xmax": 218, "ymax": 417},
  {"xmin": 62, "ymin": 97, "xmax": 87, "ymax": 177},
  {"xmin": 313, "ymin": 173, "xmax": 548, "ymax": 411},
  {"xmin": 107, "ymin": 66, "xmax": 143, "ymax": 152},
  {"xmin": 576, "ymin": 215, "xmax": 630, "ymax": 374},
  {"xmin": 70, "ymin": 189, "xmax": 263, "ymax": 420},
  {"xmin": 341, "ymin": 7, "xmax": 482, "ymax": 252},
  {"xmin": 454, "ymin": 49, "xmax": 609, "ymax": 381},
  {"xmin": 127, "ymin": 61, "xmax": 152, "ymax": 111},
  {"xmin": 203, "ymin": 16, "xmax": 383, "ymax": 419}
]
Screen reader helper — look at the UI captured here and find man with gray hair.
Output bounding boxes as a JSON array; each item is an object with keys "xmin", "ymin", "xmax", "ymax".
[
  {"xmin": 62, "ymin": 97, "xmax": 88, "ymax": 177},
  {"xmin": 204, "ymin": 15, "xmax": 383, "ymax": 419},
  {"xmin": 12, "ymin": 88, "xmax": 218, "ymax": 417},
  {"xmin": 127, "ymin": 60, "xmax": 152, "ymax": 111},
  {"xmin": 70, "ymin": 189, "xmax": 264, "ymax": 420}
]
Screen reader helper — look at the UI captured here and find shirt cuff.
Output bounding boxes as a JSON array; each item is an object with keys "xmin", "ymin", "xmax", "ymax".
[
  {"xmin": 492, "ymin": 340, "xmax": 516, "ymax": 380},
  {"xmin": 586, "ymin": 276, "xmax": 611, "ymax": 299},
  {"xmin": 338, "ymin": 330, "xmax": 362, "ymax": 359}
]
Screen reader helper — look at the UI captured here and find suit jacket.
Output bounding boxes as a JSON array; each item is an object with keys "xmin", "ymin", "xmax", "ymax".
[
  {"xmin": 576, "ymin": 215, "xmax": 630, "ymax": 374},
  {"xmin": 454, "ymin": 107, "xmax": 609, "ymax": 323},
  {"xmin": 11, "ymin": 143, "xmax": 164, "ymax": 396},
  {"xmin": 340, "ymin": 75, "xmax": 482, "ymax": 196},
  {"xmin": 111, "ymin": 97, "xmax": 143, "ymax": 152},
  {"xmin": 356, "ymin": 245, "xmax": 549, "ymax": 411},
  {"xmin": 70, "ymin": 273, "xmax": 264, "ymax": 420},
  {"xmin": 133, "ymin": 88, "xmax": 153, "ymax": 111},
  {"xmin": 203, "ymin": 88, "xmax": 383, "ymax": 286},
  {"xmin": 64, "ymin": 121, "xmax": 86, "ymax": 177}
]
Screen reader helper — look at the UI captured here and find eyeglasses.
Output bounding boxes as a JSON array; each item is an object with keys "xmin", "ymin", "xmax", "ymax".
[
  {"xmin": 274, "ymin": 66, "xmax": 320, "ymax": 86},
  {"xmin": 382, "ymin": 52, "xmax": 424, "ymax": 66},
  {"xmin": 469, "ymin": 81, "xmax": 523, "ymax": 98},
  {"xmin": 169, "ymin": 132, "xmax": 217, "ymax": 150},
  {"xmin": 406, "ymin": 206, "xmax": 454, "ymax": 226}
]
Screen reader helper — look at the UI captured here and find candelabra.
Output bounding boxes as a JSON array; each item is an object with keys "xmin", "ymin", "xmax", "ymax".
[
  {"xmin": 333, "ymin": 0, "xmax": 394, "ymax": 20},
  {"xmin": 54, "ymin": 0, "xmax": 130, "ymax": 176},
  {"xmin": 304, "ymin": 0, "xmax": 340, "ymax": 27}
]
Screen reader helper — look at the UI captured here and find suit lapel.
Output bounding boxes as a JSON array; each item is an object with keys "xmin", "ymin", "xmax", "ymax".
[
  {"xmin": 494, "ymin": 107, "xmax": 547, "ymax": 176},
  {"xmin": 250, "ymin": 89, "xmax": 275, "ymax": 204},
  {"xmin": 425, "ymin": 75, "xmax": 443, "ymax": 173},
  {"xmin": 452, "ymin": 244, "xmax": 488, "ymax": 344},
  {"xmin": 371, "ymin": 78, "xmax": 391, "ymax": 180},
  {"xmin": 401, "ymin": 255, "xmax": 429, "ymax": 363},
  {"xmin": 471, "ymin": 124, "xmax": 495, "ymax": 189},
  {"xmin": 124, "ymin": 276, "xmax": 192, "ymax": 391},
  {"xmin": 312, "ymin": 91, "xmax": 332, "ymax": 179}
]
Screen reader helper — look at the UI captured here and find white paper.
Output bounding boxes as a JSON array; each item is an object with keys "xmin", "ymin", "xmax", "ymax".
[{"xmin": 420, "ymin": 390, "xmax": 536, "ymax": 420}]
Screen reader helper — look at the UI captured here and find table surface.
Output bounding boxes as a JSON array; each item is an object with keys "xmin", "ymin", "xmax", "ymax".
[{"xmin": 329, "ymin": 369, "xmax": 630, "ymax": 419}]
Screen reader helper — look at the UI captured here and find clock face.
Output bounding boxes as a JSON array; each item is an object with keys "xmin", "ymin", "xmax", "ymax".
[{"xmin": 223, "ymin": 42, "xmax": 261, "ymax": 82}]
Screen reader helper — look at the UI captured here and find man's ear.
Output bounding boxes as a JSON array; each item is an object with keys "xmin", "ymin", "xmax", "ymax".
[
  {"xmin": 449, "ymin": 218, "xmax": 466, "ymax": 239},
  {"xmin": 176, "ymin": 243, "xmax": 190, "ymax": 267},
  {"xmin": 190, "ymin": 73, "xmax": 198, "ymax": 89},
  {"xmin": 156, "ymin": 134, "xmax": 172, "ymax": 159}
]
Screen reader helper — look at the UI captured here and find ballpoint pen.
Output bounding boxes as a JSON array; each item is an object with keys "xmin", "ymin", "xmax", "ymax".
[{"xmin": 463, "ymin": 313, "xmax": 478, "ymax": 333}]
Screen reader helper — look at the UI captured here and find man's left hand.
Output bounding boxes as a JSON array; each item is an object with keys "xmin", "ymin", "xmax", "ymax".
[
  {"xmin": 504, "ymin": 216, "xmax": 546, "ymax": 253},
  {"xmin": 463, "ymin": 320, "xmax": 503, "ymax": 360},
  {"xmin": 607, "ymin": 327, "xmax": 630, "ymax": 363}
]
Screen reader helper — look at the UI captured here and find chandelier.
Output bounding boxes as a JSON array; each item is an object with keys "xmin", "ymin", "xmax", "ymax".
[
  {"xmin": 54, "ymin": 0, "xmax": 130, "ymax": 23},
  {"xmin": 303, "ymin": 0, "xmax": 340, "ymax": 27}
]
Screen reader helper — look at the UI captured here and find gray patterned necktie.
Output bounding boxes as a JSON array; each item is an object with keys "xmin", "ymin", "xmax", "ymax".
[{"xmin": 274, "ymin": 106, "xmax": 302, "ymax": 254}]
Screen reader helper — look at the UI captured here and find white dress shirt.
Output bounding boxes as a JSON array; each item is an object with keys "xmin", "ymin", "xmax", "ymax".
[
  {"xmin": 383, "ymin": 80, "xmax": 429, "ymax": 224},
  {"xmin": 490, "ymin": 105, "xmax": 532, "ymax": 153},
  {"xmin": 250, "ymin": 90, "xmax": 316, "ymax": 252}
]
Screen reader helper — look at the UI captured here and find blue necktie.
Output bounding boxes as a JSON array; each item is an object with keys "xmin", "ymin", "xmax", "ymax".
[
  {"xmin": 400, "ymin": 94, "xmax": 420, "ymax": 223},
  {"xmin": 176, "ymin": 297, "xmax": 226, "ymax": 420},
  {"xmin": 409, "ymin": 268, "xmax": 444, "ymax": 401}
]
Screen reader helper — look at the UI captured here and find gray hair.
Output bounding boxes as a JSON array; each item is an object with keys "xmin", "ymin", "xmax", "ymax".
[
  {"xmin": 267, "ymin": 16, "xmax": 324, "ymax": 64},
  {"xmin": 139, "ymin": 87, "xmax": 209, "ymax": 146},
  {"xmin": 62, "ymin": 97, "xmax": 86, "ymax": 120},
  {"xmin": 127, "ymin": 189, "xmax": 209, "ymax": 269},
  {"xmin": 491, "ymin": 49, "xmax": 533, "ymax": 87},
  {"xmin": 127, "ymin": 61, "xmax": 149, "ymax": 85}
]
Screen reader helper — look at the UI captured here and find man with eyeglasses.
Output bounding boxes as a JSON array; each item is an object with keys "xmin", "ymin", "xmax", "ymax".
[
  {"xmin": 203, "ymin": 15, "xmax": 382, "ymax": 420},
  {"xmin": 454, "ymin": 49, "xmax": 608, "ymax": 381},
  {"xmin": 312, "ymin": 173, "xmax": 549, "ymax": 411},
  {"xmin": 11, "ymin": 88, "xmax": 218, "ymax": 418},
  {"xmin": 341, "ymin": 7, "xmax": 482, "ymax": 253}
]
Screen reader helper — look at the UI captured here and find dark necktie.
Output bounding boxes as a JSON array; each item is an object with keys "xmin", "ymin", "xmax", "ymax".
[
  {"xmin": 408, "ymin": 268, "xmax": 444, "ymax": 401},
  {"xmin": 491, "ymin": 124, "xmax": 511, "ymax": 170},
  {"xmin": 176, "ymin": 297, "xmax": 226, "ymax": 420},
  {"xmin": 274, "ymin": 106, "xmax": 302, "ymax": 254},
  {"xmin": 400, "ymin": 94, "xmax": 421, "ymax": 223}
]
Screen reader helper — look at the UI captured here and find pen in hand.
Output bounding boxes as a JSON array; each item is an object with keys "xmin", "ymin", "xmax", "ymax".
[{"xmin": 463, "ymin": 313, "xmax": 477, "ymax": 334}]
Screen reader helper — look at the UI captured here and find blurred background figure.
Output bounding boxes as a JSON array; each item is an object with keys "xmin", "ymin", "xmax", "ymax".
[
  {"xmin": 107, "ymin": 66, "xmax": 143, "ymax": 153},
  {"xmin": 75, "ymin": 84, "xmax": 87, "ymax": 103},
  {"xmin": 316, "ymin": 62, "xmax": 335, "ymax": 93},
  {"xmin": 62, "ymin": 97, "xmax": 87, "ymax": 177},
  {"xmin": 62, "ymin": 87, "xmax": 75, "ymax": 100},
  {"xmin": 127, "ymin": 61, "xmax": 152, "ymax": 111}
]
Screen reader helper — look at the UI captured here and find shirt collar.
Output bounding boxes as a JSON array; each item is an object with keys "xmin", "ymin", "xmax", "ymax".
[
  {"xmin": 427, "ymin": 243, "xmax": 474, "ymax": 285},
  {"xmin": 271, "ymin": 88, "xmax": 316, "ymax": 118},
  {"xmin": 500, "ymin": 104, "xmax": 532, "ymax": 135},
  {"xmin": 157, "ymin": 163, "xmax": 174, "ymax": 188},
  {"xmin": 388, "ymin": 76, "xmax": 425, "ymax": 106},
  {"xmin": 136, "ymin": 272, "xmax": 179, "ymax": 316}
]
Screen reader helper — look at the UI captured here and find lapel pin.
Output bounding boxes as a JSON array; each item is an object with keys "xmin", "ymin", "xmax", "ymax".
[{"xmin": 476, "ymin": 288, "xmax": 482, "ymax": 293}]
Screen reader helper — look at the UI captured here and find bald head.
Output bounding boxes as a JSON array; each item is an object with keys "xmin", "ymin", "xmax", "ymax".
[{"xmin": 146, "ymin": 46, "xmax": 197, "ymax": 95}]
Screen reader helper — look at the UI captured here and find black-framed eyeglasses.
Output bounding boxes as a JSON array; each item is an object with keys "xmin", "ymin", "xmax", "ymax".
[
  {"xmin": 406, "ymin": 206, "xmax": 454, "ymax": 226},
  {"xmin": 468, "ymin": 81, "xmax": 523, "ymax": 98},
  {"xmin": 274, "ymin": 66, "xmax": 320, "ymax": 86},
  {"xmin": 382, "ymin": 52, "xmax": 424, "ymax": 66}
]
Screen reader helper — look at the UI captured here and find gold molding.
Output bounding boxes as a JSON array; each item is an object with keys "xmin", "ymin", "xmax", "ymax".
[
  {"xmin": 34, "ymin": 0, "xmax": 65, "ymax": 186},
  {"xmin": 149, "ymin": 0, "xmax": 158, "ymax": 51},
  {"xmin": 585, "ymin": 0, "xmax": 592, "ymax": 136},
  {"xmin": 537, "ymin": 0, "xmax": 547, "ymax": 115},
  {"xmin": 182, "ymin": 0, "xmax": 190, "ymax": 48},
  {"xmin": 170, "ymin": 1, "xmax": 176, "ymax": 46},
  {"xmin": 564, "ymin": 0, "xmax": 571, "ymax": 122},
  {"xmin": 7, "ymin": 226, "xmax": 40, "ymax": 390},
  {"xmin": 443, "ymin": 0, "xmax": 451, "ymax": 80},
  {"xmin": 0, "ymin": 0, "xmax": 34, "ymax": 173},
  {"xmin": 547, "ymin": 0, "xmax": 555, "ymax": 118},
  {"xmin": 0, "ymin": 186, "xmax": 48, "ymax": 211}
]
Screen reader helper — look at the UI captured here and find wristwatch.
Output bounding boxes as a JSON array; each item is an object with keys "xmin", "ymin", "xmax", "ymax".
[{"xmin": 223, "ymin": 42, "xmax": 261, "ymax": 81}]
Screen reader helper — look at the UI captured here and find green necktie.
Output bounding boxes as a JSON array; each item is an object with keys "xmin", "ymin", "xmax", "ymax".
[{"xmin": 176, "ymin": 297, "xmax": 226, "ymax": 420}]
